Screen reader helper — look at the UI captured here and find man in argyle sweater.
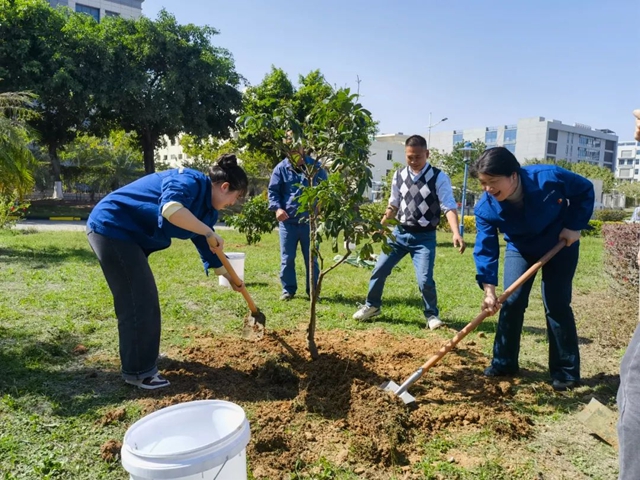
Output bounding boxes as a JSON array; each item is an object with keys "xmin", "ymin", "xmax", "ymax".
[{"xmin": 353, "ymin": 134, "xmax": 466, "ymax": 329}]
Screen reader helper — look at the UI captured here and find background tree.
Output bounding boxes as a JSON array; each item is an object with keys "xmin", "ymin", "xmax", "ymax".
[
  {"xmin": 238, "ymin": 68, "xmax": 334, "ymax": 169},
  {"xmin": 58, "ymin": 131, "xmax": 143, "ymax": 200},
  {"xmin": 616, "ymin": 182, "xmax": 640, "ymax": 206},
  {"xmin": 429, "ymin": 140, "xmax": 487, "ymax": 202},
  {"xmin": 101, "ymin": 10, "xmax": 243, "ymax": 174},
  {"xmin": 179, "ymin": 135, "xmax": 272, "ymax": 177},
  {"xmin": 0, "ymin": 1, "xmax": 107, "ymax": 197},
  {"xmin": 526, "ymin": 158, "xmax": 615, "ymax": 193},
  {"xmin": 240, "ymin": 84, "xmax": 386, "ymax": 359},
  {"xmin": 0, "ymin": 90, "xmax": 37, "ymax": 196}
]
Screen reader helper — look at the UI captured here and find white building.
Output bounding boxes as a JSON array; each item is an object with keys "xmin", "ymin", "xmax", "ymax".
[
  {"xmin": 429, "ymin": 116, "xmax": 618, "ymax": 171},
  {"xmin": 615, "ymin": 141, "xmax": 640, "ymax": 181},
  {"xmin": 368, "ymin": 133, "xmax": 408, "ymax": 181},
  {"xmin": 48, "ymin": 0, "xmax": 144, "ymax": 21},
  {"xmin": 155, "ymin": 135, "xmax": 193, "ymax": 168}
]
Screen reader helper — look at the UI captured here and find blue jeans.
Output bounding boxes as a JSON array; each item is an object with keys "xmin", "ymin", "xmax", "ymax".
[
  {"xmin": 365, "ymin": 227, "xmax": 438, "ymax": 319},
  {"xmin": 491, "ymin": 244, "xmax": 580, "ymax": 381},
  {"xmin": 279, "ymin": 222, "xmax": 319, "ymax": 296}
]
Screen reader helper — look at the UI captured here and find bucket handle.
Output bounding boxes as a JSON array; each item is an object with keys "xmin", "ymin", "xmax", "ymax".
[{"xmin": 212, "ymin": 456, "xmax": 229, "ymax": 479}]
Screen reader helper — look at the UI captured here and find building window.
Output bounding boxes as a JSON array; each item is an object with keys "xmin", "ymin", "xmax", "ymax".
[
  {"xmin": 604, "ymin": 151, "xmax": 613, "ymax": 164},
  {"xmin": 178, "ymin": 154, "xmax": 183, "ymax": 160},
  {"xmin": 619, "ymin": 158, "xmax": 625, "ymax": 165},
  {"xmin": 547, "ymin": 142, "xmax": 557, "ymax": 155},
  {"xmin": 485, "ymin": 130, "xmax": 497, "ymax": 146},
  {"xmin": 504, "ymin": 128, "xmax": 517, "ymax": 144},
  {"xmin": 105, "ymin": 10, "xmax": 120, "ymax": 17},
  {"xmin": 605, "ymin": 140, "xmax": 615, "ymax": 151},
  {"xmin": 386, "ymin": 150, "xmax": 393, "ymax": 161},
  {"xmin": 163, "ymin": 155, "xmax": 168, "ymax": 161},
  {"xmin": 635, "ymin": 169, "xmax": 639, "ymax": 175},
  {"xmin": 548, "ymin": 129, "xmax": 558, "ymax": 141},
  {"xmin": 621, "ymin": 150, "xmax": 634, "ymax": 158},
  {"xmin": 453, "ymin": 133, "xmax": 463, "ymax": 146},
  {"xmin": 170, "ymin": 138, "xmax": 176, "ymax": 146},
  {"xmin": 75, "ymin": 3, "xmax": 100, "ymax": 22},
  {"xmin": 504, "ymin": 144, "xmax": 516, "ymax": 154}
]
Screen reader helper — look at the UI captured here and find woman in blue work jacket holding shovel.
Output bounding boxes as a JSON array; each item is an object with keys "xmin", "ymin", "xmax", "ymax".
[
  {"xmin": 86, "ymin": 154, "xmax": 248, "ymax": 390},
  {"xmin": 471, "ymin": 147, "xmax": 594, "ymax": 391}
]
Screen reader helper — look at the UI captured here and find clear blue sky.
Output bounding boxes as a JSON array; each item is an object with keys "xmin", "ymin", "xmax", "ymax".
[{"xmin": 144, "ymin": 0, "xmax": 639, "ymax": 141}]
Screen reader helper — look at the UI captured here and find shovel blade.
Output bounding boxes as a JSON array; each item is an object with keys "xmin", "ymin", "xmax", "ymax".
[
  {"xmin": 242, "ymin": 310, "xmax": 266, "ymax": 341},
  {"xmin": 380, "ymin": 380, "xmax": 416, "ymax": 405}
]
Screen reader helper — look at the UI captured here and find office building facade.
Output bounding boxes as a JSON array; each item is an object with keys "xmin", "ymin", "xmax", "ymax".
[
  {"xmin": 48, "ymin": 0, "xmax": 143, "ymax": 21},
  {"xmin": 429, "ymin": 117, "xmax": 618, "ymax": 171},
  {"xmin": 615, "ymin": 141, "xmax": 640, "ymax": 181}
]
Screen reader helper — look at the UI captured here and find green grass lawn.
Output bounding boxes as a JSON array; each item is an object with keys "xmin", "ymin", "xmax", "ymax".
[{"xmin": 0, "ymin": 228, "xmax": 618, "ymax": 479}]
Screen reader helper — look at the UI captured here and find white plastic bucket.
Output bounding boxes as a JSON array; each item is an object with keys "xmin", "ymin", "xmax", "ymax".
[
  {"xmin": 218, "ymin": 253, "xmax": 245, "ymax": 288},
  {"xmin": 121, "ymin": 400, "xmax": 251, "ymax": 480}
]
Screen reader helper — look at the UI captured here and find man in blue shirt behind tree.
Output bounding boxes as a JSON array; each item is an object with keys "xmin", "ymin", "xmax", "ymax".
[{"xmin": 268, "ymin": 139, "xmax": 327, "ymax": 301}]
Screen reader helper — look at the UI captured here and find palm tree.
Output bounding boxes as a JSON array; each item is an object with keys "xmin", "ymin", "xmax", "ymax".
[{"xmin": 0, "ymin": 90, "xmax": 37, "ymax": 196}]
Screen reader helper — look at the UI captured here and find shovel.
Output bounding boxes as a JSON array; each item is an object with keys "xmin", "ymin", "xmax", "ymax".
[
  {"xmin": 215, "ymin": 249, "xmax": 266, "ymax": 341},
  {"xmin": 381, "ymin": 240, "xmax": 567, "ymax": 404}
]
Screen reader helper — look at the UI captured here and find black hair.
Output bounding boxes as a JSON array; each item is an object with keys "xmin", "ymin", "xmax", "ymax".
[
  {"xmin": 471, "ymin": 146, "xmax": 521, "ymax": 178},
  {"xmin": 208, "ymin": 154, "xmax": 248, "ymax": 196},
  {"xmin": 405, "ymin": 135, "xmax": 428, "ymax": 149}
]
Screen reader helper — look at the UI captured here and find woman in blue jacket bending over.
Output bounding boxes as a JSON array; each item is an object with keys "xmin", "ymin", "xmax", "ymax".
[
  {"xmin": 472, "ymin": 147, "xmax": 594, "ymax": 391},
  {"xmin": 87, "ymin": 154, "xmax": 248, "ymax": 390}
]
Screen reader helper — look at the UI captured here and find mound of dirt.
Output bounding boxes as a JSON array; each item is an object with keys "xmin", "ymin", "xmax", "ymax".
[
  {"xmin": 136, "ymin": 328, "xmax": 534, "ymax": 478},
  {"xmin": 100, "ymin": 439, "xmax": 122, "ymax": 463}
]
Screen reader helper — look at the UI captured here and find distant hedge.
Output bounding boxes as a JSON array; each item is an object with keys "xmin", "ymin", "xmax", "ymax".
[{"xmin": 602, "ymin": 223, "xmax": 640, "ymax": 298}]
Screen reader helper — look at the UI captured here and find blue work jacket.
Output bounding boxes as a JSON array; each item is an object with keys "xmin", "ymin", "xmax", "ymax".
[
  {"xmin": 267, "ymin": 157, "xmax": 328, "ymax": 224},
  {"xmin": 473, "ymin": 164, "xmax": 594, "ymax": 288},
  {"xmin": 87, "ymin": 168, "xmax": 222, "ymax": 274}
]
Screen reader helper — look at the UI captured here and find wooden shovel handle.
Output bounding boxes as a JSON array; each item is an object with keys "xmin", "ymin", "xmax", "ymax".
[
  {"xmin": 215, "ymin": 249, "xmax": 259, "ymax": 314},
  {"xmin": 418, "ymin": 240, "xmax": 567, "ymax": 373}
]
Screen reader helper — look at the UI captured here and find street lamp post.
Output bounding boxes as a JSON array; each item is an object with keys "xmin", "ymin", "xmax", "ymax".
[
  {"xmin": 427, "ymin": 112, "xmax": 448, "ymax": 147},
  {"xmin": 459, "ymin": 142, "xmax": 474, "ymax": 237}
]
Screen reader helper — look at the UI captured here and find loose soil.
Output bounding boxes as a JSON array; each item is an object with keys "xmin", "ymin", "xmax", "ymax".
[{"xmin": 134, "ymin": 328, "xmax": 541, "ymax": 479}]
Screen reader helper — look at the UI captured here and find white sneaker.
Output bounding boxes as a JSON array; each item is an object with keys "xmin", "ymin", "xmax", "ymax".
[
  {"xmin": 427, "ymin": 316, "xmax": 444, "ymax": 330},
  {"xmin": 353, "ymin": 304, "xmax": 381, "ymax": 321}
]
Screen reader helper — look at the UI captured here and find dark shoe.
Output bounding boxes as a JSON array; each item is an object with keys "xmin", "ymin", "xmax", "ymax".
[
  {"xmin": 125, "ymin": 373, "xmax": 170, "ymax": 390},
  {"xmin": 552, "ymin": 379, "xmax": 579, "ymax": 392},
  {"xmin": 279, "ymin": 292, "xmax": 294, "ymax": 301},
  {"xmin": 483, "ymin": 366, "xmax": 519, "ymax": 377}
]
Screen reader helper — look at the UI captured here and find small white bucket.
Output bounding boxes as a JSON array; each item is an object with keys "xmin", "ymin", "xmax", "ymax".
[
  {"xmin": 121, "ymin": 400, "xmax": 251, "ymax": 480},
  {"xmin": 218, "ymin": 253, "xmax": 245, "ymax": 288}
]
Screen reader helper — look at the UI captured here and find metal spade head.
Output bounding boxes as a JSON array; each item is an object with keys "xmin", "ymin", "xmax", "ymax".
[
  {"xmin": 242, "ymin": 310, "xmax": 266, "ymax": 341},
  {"xmin": 380, "ymin": 380, "xmax": 416, "ymax": 405}
]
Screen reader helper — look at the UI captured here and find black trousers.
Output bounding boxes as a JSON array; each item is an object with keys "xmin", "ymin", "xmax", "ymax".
[{"xmin": 87, "ymin": 230, "xmax": 160, "ymax": 380}]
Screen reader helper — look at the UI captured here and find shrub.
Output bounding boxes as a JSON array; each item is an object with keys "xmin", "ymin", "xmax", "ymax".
[
  {"xmin": 594, "ymin": 209, "xmax": 628, "ymax": 222},
  {"xmin": 582, "ymin": 220, "xmax": 603, "ymax": 237},
  {"xmin": 224, "ymin": 192, "xmax": 277, "ymax": 245},
  {"xmin": 437, "ymin": 215, "xmax": 476, "ymax": 234},
  {"xmin": 0, "ymin": 195, "xmax": 30, "ymax": 229},
  {"xmin": 602, "ymin": 223, "xmax": 640, "ymax": 299}
]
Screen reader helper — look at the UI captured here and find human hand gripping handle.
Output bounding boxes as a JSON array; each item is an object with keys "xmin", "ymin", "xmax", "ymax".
[
  {"xmin": 206, "ymin": 232, "xmax": 243, "ymax": 293},
  {"xmin": 481, "ymin": 240, "xmax": 567, "ymax": 317}
]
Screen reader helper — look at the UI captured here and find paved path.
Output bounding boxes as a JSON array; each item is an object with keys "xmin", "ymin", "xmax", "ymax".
[
  {"xmin": 14, "ymin": 220, "xmax": 232, "ymax": 232},
  {"xmin": 14, "ymin": 219, "xmax": 87, "ymax": 232}
]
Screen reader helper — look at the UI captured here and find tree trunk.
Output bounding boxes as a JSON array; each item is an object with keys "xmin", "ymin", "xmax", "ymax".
[
  {"xmin": 141, "ymin": 130, "xmax": 156, "ymax": 174},
  {"xmin": 307, "ymin": 211, "xmax": 319, "ymax": 360},
  {"xmin": 48, "ymin": 143, "xmax": 63, "ymax": 199}
]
